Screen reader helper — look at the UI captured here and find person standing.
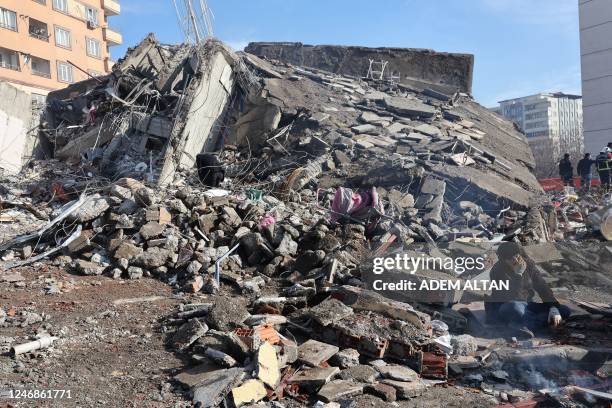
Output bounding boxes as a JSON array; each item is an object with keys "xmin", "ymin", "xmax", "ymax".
[
  {"xmin": 577, "ymin": 153, "xmax": 595, "ymax": 193},
  {"xmin": 596, "ymin": 150, "xmax": 612, "ymax": 192},
  {"xmin": 558, "ymin": 153, "xmax": 573, "ymax": 187}
]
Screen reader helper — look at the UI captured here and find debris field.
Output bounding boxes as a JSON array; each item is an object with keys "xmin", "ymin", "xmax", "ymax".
[{"xmin": 0, "ymin": 35, "xmax": 611, "ymax": 407}]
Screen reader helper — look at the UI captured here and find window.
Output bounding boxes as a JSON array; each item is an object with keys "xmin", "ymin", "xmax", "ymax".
[
  {"xmin": 57, "ymin": 61, "xmax": 73, "ymax": 83},
  {"xmin": 31, "ymin": 56, "xmax": 51, "ymax": 78},
  {"xmin": 86, "ymin": 7, "xmax": 99, "ymax": 25},
  {"xmin": 86, "ymin": 37, "xmax": 101, "ymax": 58},
  {"xmin": 53, "ymin": 0, "xmax": 68, "ymax": 13},
  {"xmin": 0, "ymin": 47, "xmax": 20, "ymax": 71},
  {"xmin": 54, "ymin": 26, "xmax": 71, "ymax": 48},
  {"xmin": 0, "ymin": 8, "xmax": 17, "ymax": 31},
  {"xmin": 29, "ymin": 18, "xmax": 49, "ymax": 41}
]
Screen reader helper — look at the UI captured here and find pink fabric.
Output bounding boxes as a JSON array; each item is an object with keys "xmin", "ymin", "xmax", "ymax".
[
  {"xmin": 258, "ymin": 214, "xmax": 276, "ymax": 230},
  {"xmin": 331, "ymin": 187, "xmax": 373, "ymax": 222}
]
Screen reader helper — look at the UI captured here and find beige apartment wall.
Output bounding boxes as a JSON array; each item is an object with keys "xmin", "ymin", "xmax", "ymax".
[{"xmin": 0, "ymin": 0, "xmax": 118, "ymax": 95}]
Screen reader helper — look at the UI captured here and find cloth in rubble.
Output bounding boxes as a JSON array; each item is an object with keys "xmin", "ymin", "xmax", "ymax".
[{"xmin": 330, "ymin": 187, "xmax": 384, "ymax": 226}]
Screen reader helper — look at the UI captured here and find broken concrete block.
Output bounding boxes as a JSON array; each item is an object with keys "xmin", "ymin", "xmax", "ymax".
[
  {"xmin": 450, "ymin": 334, "xmax": 478, "ymax": 356},
  {"xmin": 338, "ymin": 364, "xmax": 378, "ymax": 383},
  {"xmin": 134, "ymin": 187, "xmax": 156, "ymax": 207},
  {"xmin": 74, "ymin": 259, "xmax": 105, "ymax": 276},
  {"xmin": 383, "ymin": 96, "xmax": 437, "ymax": 118},
  {"xmin": 414, "ymin": 123, "xmax": 442, "ymax": 137},
  {"xmin": 69, "ymin": 195, "xmax": 110, "ymax": 223},
  {"xmin": 204, "ymin": 347, "xmax": 237, "ymax": 367},
  {"xmin": 287, "ymin": 366, "xmax": 340, "ymax": 388},
  {"xmin": 377, "ymin": 365, "xmax": 418, "ymax": 382},
  {"xmin": 365, "ymin": 383, "xmax": 397, "ymax": 402},
  {"xmin": 381, "ymin": 379, "xmax": 427, "ymax": 399},
  {"xmin": 185, "ymin": 276, "xmax": 204, "ymax": 293},
  {"xmin": 206, "ymin": 296, "xmax": 250, "ymax": 331},
  {"xmin": 172, "ymin": 319, "xmax": 209, "ymax": 351},
  {"xmin": 132, "ymin": 247, "xmax": 172, "ymax": 269},
  {"xmin": 232, "ymin": 379, "xmax": 266, "ymax": 407},
  {"xmin": 331, "ymin": 348, "xmax": 360, "ymax": 369},
  {"xmin": 190, "ymin": 367, "xmax": 244, "ymax": 408},
  {"xmin": 113, "ymin": 241, "xmax": 143, "ymax": 259},
  {"xmin": 309, "ymin": 298, "xmax": 354, "ymax": 326},
  {"xmin": 139, "ymin": 221, "xmax": 164, "ymax": 240},
  {"xmin": 127, "ymin": 266, "xmax": 144, "ymax": 279},
  {"xmin": 317, "ymin": 380, "xmax": 363, "ymax": 402},
  {"xmin": 257, "ymin": 341, "xmax": 280, "ymax": 388},
  {"xmin": 298, "ymin": 339, "xmax": 340, "ymax": 367}
]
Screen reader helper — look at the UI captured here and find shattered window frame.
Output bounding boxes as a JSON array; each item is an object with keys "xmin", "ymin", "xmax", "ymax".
[{"xmin": 54, "ymin": 25, "xmax": 72, "ymax": 49}]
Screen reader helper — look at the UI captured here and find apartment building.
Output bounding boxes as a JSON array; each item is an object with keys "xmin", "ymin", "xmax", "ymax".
[
  {"xmin": 0, "ymin": 0, "xmax": 121, "ymax": 103},
  {"xmin": 579, "ymin": 0, "xmax": 612, "ymax": 156},
  {"xmin": 498, "ymin": 93, "xmax": 583, "ymax": 177}
]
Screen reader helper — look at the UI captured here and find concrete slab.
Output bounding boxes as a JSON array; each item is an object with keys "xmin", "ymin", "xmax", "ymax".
[
  {"xmin": 191, "ymin": 367, "xmax": 244, "ymax": 408},
  {"xmin": 318, "ymin": 380, "xmax": 363, "ymax": 402},
  {"xmin": 298, "ymin": 339, "xmax": 340, "ymax": 366},
  {"xmin": 287, "ymin": 366, "xmax": 340, "ymax": 387}
]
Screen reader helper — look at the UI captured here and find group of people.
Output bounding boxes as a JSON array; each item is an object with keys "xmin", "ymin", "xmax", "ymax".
[{"xmin": 558, "ymin": 142, "xmax": 612, "ymax": 192}]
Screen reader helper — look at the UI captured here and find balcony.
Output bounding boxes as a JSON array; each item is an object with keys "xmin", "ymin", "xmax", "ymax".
[
  {"xmin": 103, "ymin": 0, "xmax": 120, "ymax": 16},
  {"xmin": 29, "ymin": 18, "xmax": 50, "ymax": 42},
  {"xmin": 103, "ymin": 27, "xmax": 122, "ymax": 46}
]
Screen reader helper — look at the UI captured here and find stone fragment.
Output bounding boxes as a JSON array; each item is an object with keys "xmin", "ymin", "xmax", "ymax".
[
  {"xmin": 75, "ymin": 259, "xmax": 105, "ymax": 275},
  {"xmin": 204, "ymin": 348, "xmax": 237, "ymax": 367},
  {"xmin": 232, "ymin": 379, "xmax": 266, "ymax": 407},
  {"xmin": 113, "ymin": 241, "xmax": 143, "ymax": 260},
  {"xmin": 338, "ymin": 365, "xmax": 378, "ymax": 383},
  {"xmin": 190, "ymin": 367, "xmax": 244, "ymax": 408},
  {"xmin": 451, "ymin": 334, "xmax": 478, "ymax": 356},
  {"xmin": 257, "ymin": 341, "xmax": 280, "ymax": 388},
  {"xmin": 377, "ymin": 365, "xmax": 418, "ymax": 382},
  {"xmin": 309, "ymin": 298, "xmax": 354, "ymax": 326},
  {"xmin": 133, "ymin": 247, "xmax": 172, "ymax": 269},
  {"xmin": 134, "ymin": 187, "xmax": 156, "ymax": 207},
  {"xmin": 365, "ymin": 383, "xmax": 397, "ymax": 402},
  {"xmin": 381, "ymin": 379, "xmax": 427, "ymax": 399},
  {"xmin": 383, "ymin": 96, "xmax": 436, "ymax": 118},
  {"xmin": 206, "ymin": 296, "xmax": 250, "ymax": 331},
  {"xmin": 287, "ymin": 366, "xmax": 340, "ymax": 388},
  {"xmin": 318, "ymin": 380, "xmax": 363, "ymax": 402},
  {"xmin": 298, "ymin": 339, "xmax": 339, "ymax": 367},
  {"xmin": 172, "ymin": 319, "xmax": 209, "ymax": 351},
  {"xmin": 139, "ymin": 221, "xmax": 164, "ymax": 240},
  {"xmin": 185, "ymin": 276, "xmax": 204, "ymax": 293},
  {"xmin": 127, "ymin": 266, "xmax": 143, "ymax": 279},
  {"xmin": 69, "ymin": 195, "xmax": 109, "ymax": 222},
  {"xmin": 331, "ymin": 348, "xmax": 360, "ymax": 369}
]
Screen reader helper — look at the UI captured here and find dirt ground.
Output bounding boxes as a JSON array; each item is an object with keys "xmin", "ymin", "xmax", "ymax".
[{"xmin": 0, "ymin": 264, "xmax": 190, "ymax": 407}]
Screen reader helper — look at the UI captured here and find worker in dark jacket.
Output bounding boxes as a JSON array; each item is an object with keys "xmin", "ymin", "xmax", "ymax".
[
  {"xmin": 196, "ymin": 153, "xmax": 225, "ymax": 187},
  {"xmin": 485, "ymin": 242, "xmax": 570, "ymax": 339},
  {"xmin": 577, "ymin": 153, "xmax": 595, "ymax": 193},
  {"xmin": 558, "ymin": 153, "xmax": 573, "ymax": 187},
  {"xmin": 596, "ymin": 151, "xmax": 611, "ymax": 192}
]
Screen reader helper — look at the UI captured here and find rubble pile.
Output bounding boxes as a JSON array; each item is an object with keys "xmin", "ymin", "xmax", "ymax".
[{"xmin": 1, "ymin": 35, "xmax": 611, "ymax": 407}]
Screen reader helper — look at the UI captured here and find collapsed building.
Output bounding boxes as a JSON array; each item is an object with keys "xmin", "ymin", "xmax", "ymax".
[{"xmin": 1, "ymin": 34, "xmax": 611, "ymax": 407}]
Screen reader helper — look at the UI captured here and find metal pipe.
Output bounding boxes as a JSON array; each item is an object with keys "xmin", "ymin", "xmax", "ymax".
[{"xmin": 215, "ymin": 243, "xmax": 240, "ymax": 285}]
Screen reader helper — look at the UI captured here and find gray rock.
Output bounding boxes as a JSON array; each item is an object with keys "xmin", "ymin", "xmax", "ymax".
[
  {"xmin": 113, "ymin": 241, "xmax": 143, "ymax": 260},
  {"xmin": 127, "ymin": 266, "xmax": 144, "ymax": 279},
  {"xmin": 275, "ymin": 234, "xmax": 298, "ymax": 256},
  {"xmin": 338, "ymin": 364, "xmax": 378, "ymax": 383},
  {"xmin": 117, "ymin": 199, "xmax": 138, "ymax": 215},
  {"xmin": 186, "ymin": 260, "xmax": 203, "ymax": 275},
  {"xmin": 383, "ymin": 96, "xmax": 437, "ymax": 118},
  {"xmin": 135, "ymin": 187, "xmax": 157, "ymax": 207},
  {"xmin": 109, "ymin": 185, "xmax": 132, "ymax": 200},
  {"xmin": 377, "ymin": 365, "xmax": 418, "ymax": 382},
  {"xmin": 331, "ymin": 348, "xmax": 360, "ymax": 369},
  {"xmin": 451, "ymin": 334, "xmax": 478, "ymax": 356},
  {"xmin": 206, "ymin": 296, "xmax": 250, "ymax": 331},
  {"xmin": 133, "ymin": 247, "xmax": 172, "ymax": 269},
  {"xmin": 139, "ymin": 222, "xmax": 164, "ymax": 240},
  {"xmin": 171, "ymin": 318, "xmax": 209, "ymax": 351},
  {"xmin": 75, "ymin": 259, "xmax": 105, "ymax": 275},
  {"xmin": 70, "ymin": 195, "xmax": 110, "ymax": 222}
]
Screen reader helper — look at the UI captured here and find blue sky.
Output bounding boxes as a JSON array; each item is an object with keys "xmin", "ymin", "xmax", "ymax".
[{"xmin": 111, "ymin": 0, "xmax": 581, "ymax": 107}]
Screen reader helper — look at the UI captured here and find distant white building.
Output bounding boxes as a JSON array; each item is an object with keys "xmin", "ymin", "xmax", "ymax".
[
  {"xmin": 497, "ymin": 93, "xmax": 583, "ymax": 177},
  {"xmin": 579, "ymin": 0, "xmax": 612, "ymax": 155}
]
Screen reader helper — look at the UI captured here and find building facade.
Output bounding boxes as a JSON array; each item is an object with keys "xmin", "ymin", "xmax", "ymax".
[
  {"xmin": 579, "ymin": 0, "xmax": 612, "ymax": 156},
  {"xmin": 498, "ymin": 93, "xmax": 583, "ymax": 177},
  {"xmin": 0, "ymin": 0, "xmax": 121, "ymax": 102}
]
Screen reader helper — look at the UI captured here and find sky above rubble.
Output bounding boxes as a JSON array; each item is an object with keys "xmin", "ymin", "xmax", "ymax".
[{"xmin": 113, "ymin": 0, "xmax": 581, "ymax": 107}]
